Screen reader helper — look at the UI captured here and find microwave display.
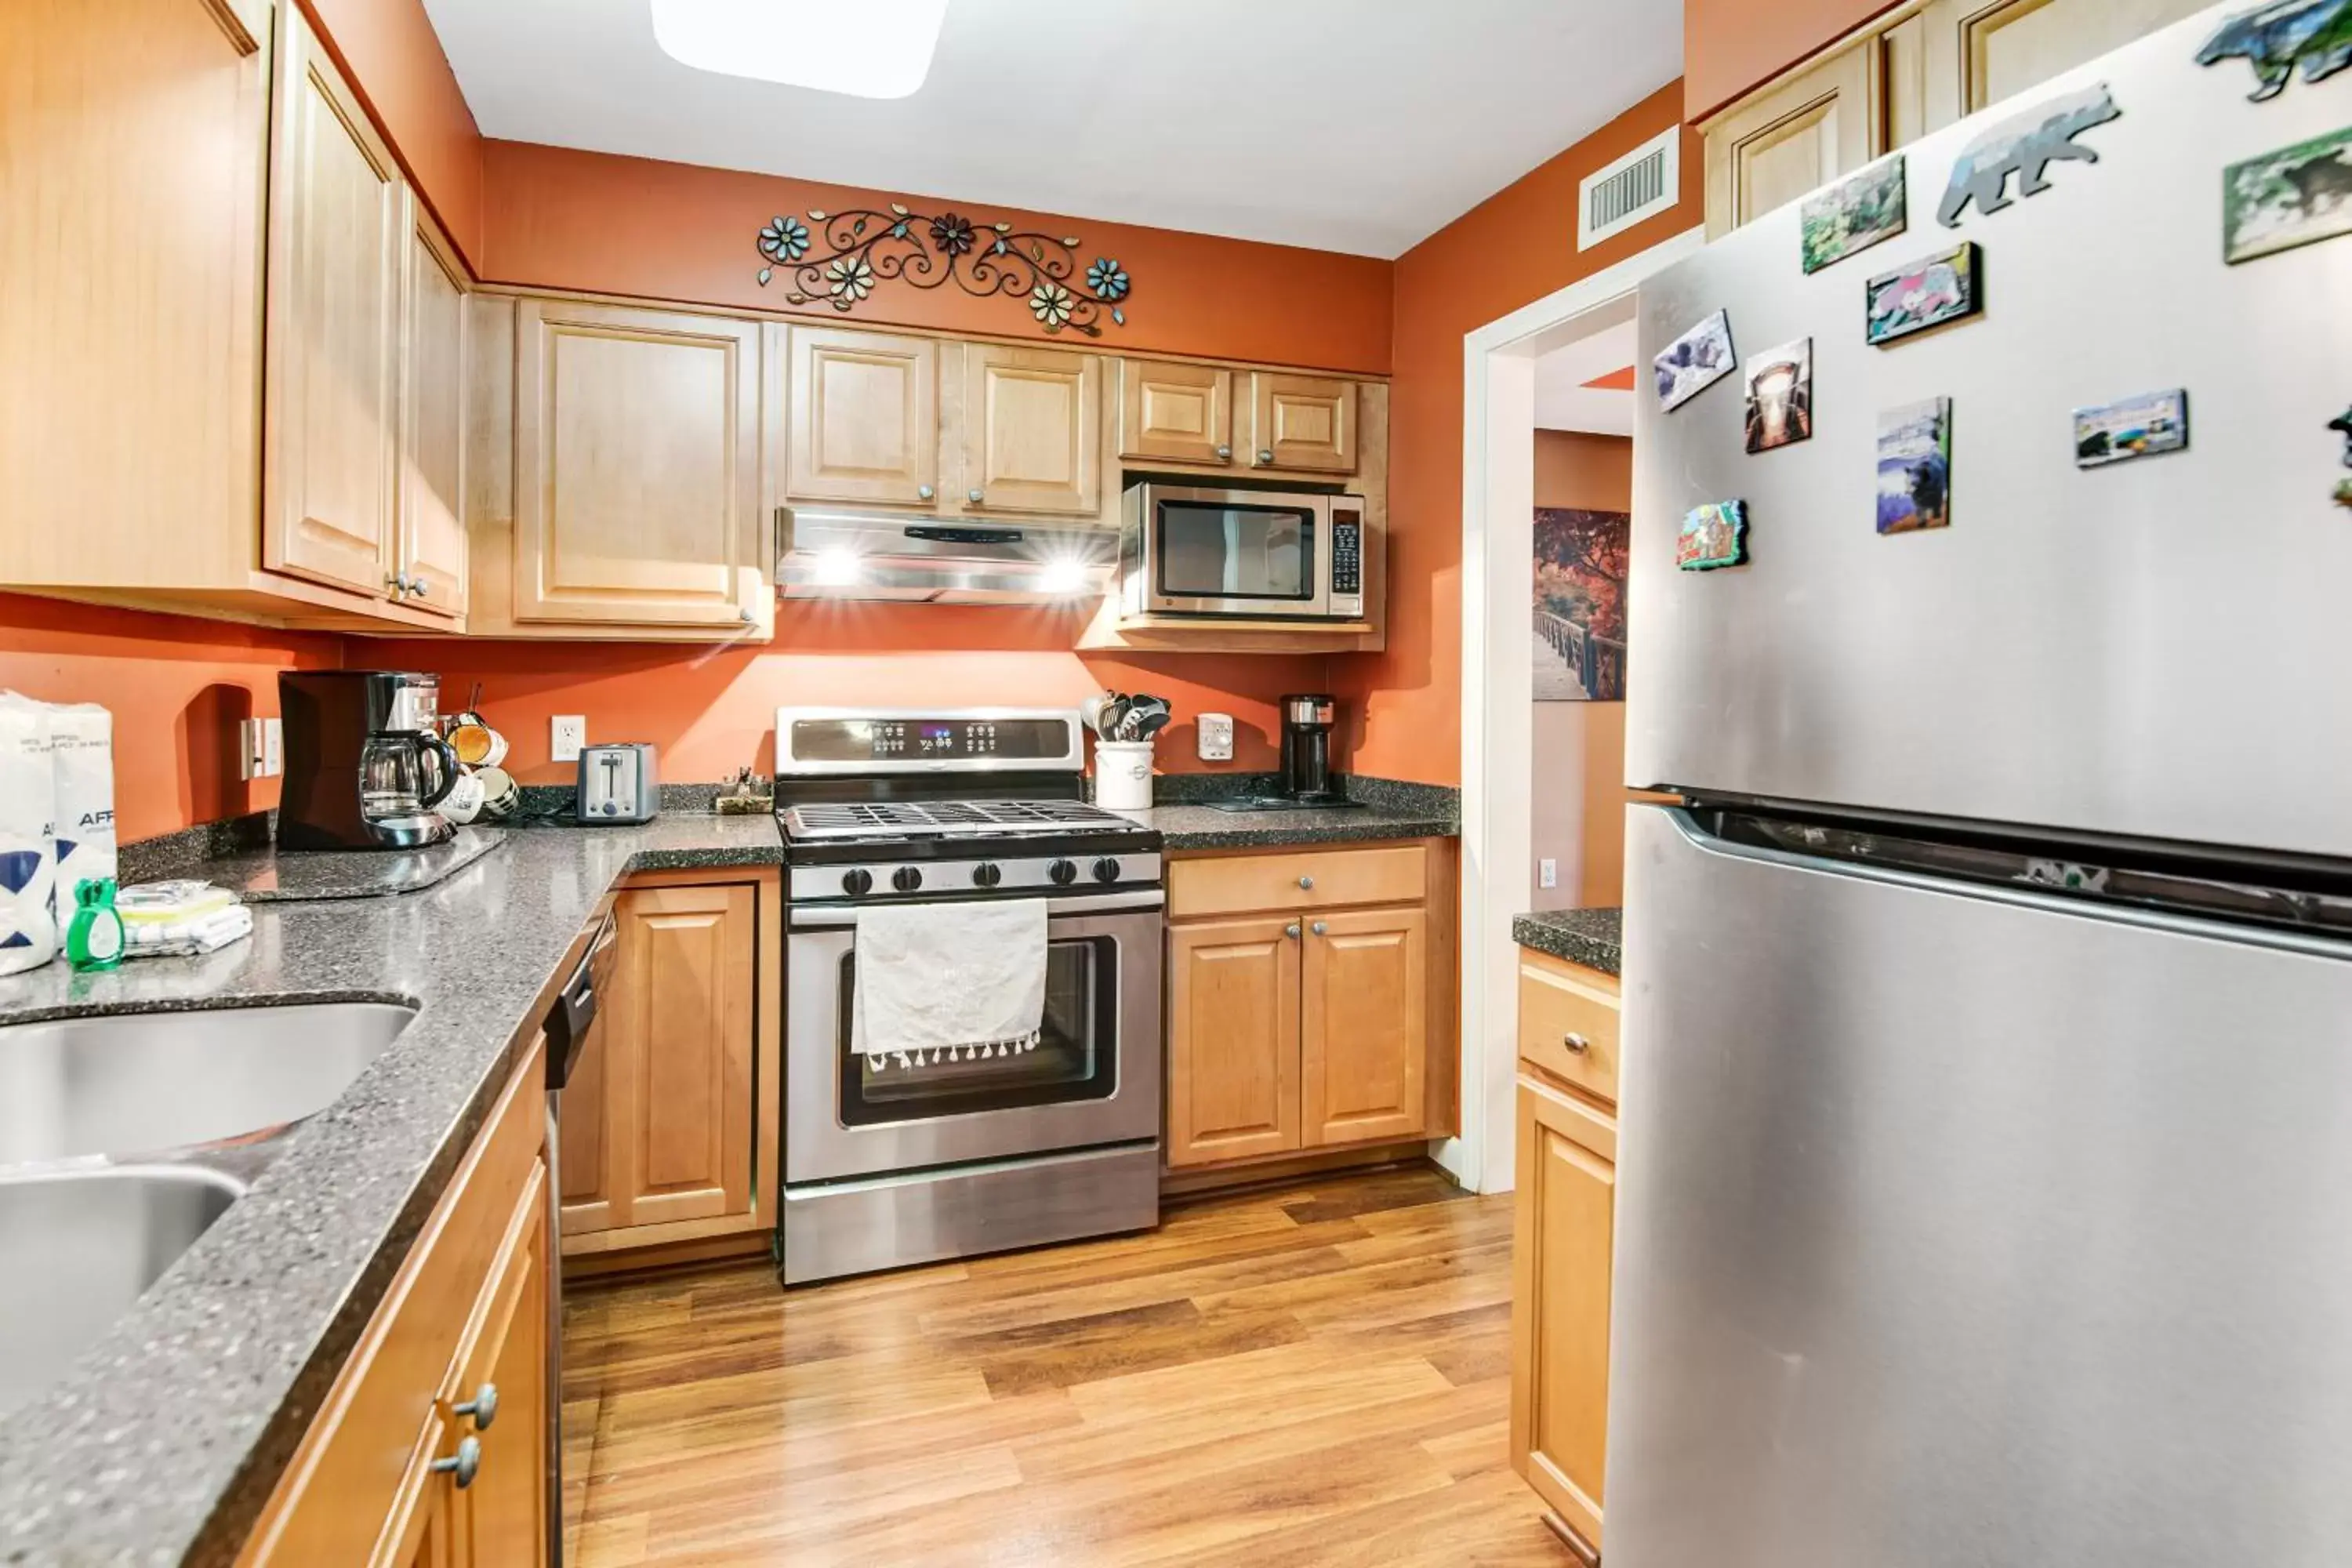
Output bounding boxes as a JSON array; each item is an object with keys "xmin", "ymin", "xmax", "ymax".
[{"xmin": 1154, "ymin": 500, "xmax": 1318, "ymax": 603}]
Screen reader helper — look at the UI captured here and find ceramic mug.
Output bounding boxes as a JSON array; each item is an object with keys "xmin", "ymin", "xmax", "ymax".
[
  {"xmin": 474, "ymin": 765, "xmax": 521, "ymax": 822},
  {"xmin": 447, "ymin": 718, "xmax": 508, "ymax": 769},
  {"xmin": 438, "ymin": 770, "xmax": 486, "ymax": 826}
]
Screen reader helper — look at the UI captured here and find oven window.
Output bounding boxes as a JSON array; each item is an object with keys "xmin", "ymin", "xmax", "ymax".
[
  {"xmin": 1155, "ymin": 501, "xmax": 1316, "ymax": 601},
  {"xmin": 838, "ymin": 935, "xmax": 1118, "ymax": 1124}
]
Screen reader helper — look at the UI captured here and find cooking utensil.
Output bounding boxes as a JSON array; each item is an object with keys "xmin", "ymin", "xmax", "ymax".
[{"xmin": 1079, "ymin": 693, "xmax": 1113, "ymax": 739}]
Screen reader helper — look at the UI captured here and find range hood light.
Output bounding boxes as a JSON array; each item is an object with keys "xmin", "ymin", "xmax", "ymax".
[
  {"xmin": 813, "ymin": 548, "xmax": 865, "ymax": 588},
  {"xmin": 1039, "ymin": 558, "xmax": 1092, "ymax": 597},
  {"xmin": 648, "ymin": 0, "xmax": 950, "ymax": 100}
]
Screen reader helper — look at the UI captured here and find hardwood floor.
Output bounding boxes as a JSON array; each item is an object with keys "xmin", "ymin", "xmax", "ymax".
[{"xmin": 561, "ymin": 1165, "xmax": 1563, "ymax": 1566}]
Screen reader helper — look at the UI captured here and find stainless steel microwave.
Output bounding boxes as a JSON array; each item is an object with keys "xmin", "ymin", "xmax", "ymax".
[{"xmin": 1118, "ymin": 482, "xmax": 1367, "ymax": 621}]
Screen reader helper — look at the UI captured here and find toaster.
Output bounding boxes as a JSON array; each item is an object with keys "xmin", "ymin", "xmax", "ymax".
[{"xmin": 576, "ymin": 743, "xmax": 659, "ymax": 825}]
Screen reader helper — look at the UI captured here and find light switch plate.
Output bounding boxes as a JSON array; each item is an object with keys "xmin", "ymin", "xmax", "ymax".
[
  {"xmin": 238, "ymin": 717, "xmax": 285, "ymax": 781},
  {"xmin": 262, "ymin": 717, "xmax": 282, "ymax": 777},
  {"xmin": 1196, "ymin": 713, "xmax": 1234, "ymax": 762},
  {"xmin": 1538, "ymin": 858, "xmax": 1559, "ymax": 889},
  {"xmin": 551, "ymin": 715, "xmax": 586, "ymax": 764}
]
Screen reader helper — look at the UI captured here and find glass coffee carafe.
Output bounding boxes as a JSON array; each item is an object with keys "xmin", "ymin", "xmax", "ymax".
[{"xmin": 358, "ymin": 731, "xmax": 459, "ymax": 829}]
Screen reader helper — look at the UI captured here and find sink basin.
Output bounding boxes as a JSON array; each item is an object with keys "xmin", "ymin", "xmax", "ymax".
[
  {"xmin": 0, "ymin": 1002, "xmax": 416, "ymax": 1166},
  {"xmin": 0, "ymin": 1165, "xmax": 245, "ymax": 1418}
]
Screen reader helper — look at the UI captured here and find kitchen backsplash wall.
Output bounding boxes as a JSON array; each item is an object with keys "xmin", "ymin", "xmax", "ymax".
[{"xmin": 0, "ymin": 593, "xmax": 339, "ymax": 844}]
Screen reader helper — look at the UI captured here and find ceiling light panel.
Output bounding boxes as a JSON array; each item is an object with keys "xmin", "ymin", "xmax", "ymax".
[{"xmin": 649, "ymin": 0, "xmax": 949, "ymax": 99}]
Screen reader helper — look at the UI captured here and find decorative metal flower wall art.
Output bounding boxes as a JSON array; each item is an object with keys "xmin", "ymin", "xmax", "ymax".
[{"xmin": 754, "ymin": 204, "xmax": 1133, "ymax": 336}]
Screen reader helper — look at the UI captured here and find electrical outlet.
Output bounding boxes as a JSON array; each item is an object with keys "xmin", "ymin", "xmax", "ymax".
[
  {"xmin": 551, "ymin": 714, "xmax": 586, "ymax": 764},
  {"xmin": 1538, "ymin": 858, "xmax": 1559, "ymax": 889},
  {"xmin": 1196, "ymin": 713, "xmax": 1235, "ymax": 762}
]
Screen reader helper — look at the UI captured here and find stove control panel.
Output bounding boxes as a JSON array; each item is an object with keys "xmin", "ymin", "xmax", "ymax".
[
  {"xmin": 776, "ymin": 710, "xmax": 1081, "ymax": 771},
  {"xmin": 792, "ymin": 854, "xmax": 1163, "ymax": 903}
]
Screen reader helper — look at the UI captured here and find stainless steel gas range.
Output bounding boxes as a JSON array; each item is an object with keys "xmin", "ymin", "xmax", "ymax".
[{"xmin": 774, "ymin": 706, "xmax": 1163, "ymax": 1284}]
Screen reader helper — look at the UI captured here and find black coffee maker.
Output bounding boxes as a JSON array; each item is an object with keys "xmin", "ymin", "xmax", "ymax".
[
  {"xmin": 279, "ymin": 670, "xmax": 459, "ymax": 850},
  {"xmin": 1279, "ymin": 694, "xmax": 1343, "ymax": 802}
]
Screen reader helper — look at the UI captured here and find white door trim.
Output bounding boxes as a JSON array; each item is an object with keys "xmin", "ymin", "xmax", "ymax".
[{"xmin": 1436, "ymin": 227, "xmax": 1704, "ymax": 1195}]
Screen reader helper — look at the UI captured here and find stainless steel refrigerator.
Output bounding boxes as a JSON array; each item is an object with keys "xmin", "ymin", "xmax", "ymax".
[{"xmin": 1616, "ymin": 8, "xmax": 2352, "ymax": 1564}]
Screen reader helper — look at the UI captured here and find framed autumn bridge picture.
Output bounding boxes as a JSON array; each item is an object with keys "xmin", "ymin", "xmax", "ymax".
[{"xmin": 1533, "ymin": 507, "xmax": 1629, "ymax": 702}]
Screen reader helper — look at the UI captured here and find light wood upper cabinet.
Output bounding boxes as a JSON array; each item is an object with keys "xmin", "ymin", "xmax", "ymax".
[
  {"xmin": 1918, "ymin": 0, "xmax": 2212, "ymax": 122},
  {"xmin": 1119, "ymin": 360, "xmax": 1234, "ymax": 466},
  {"xmin": 263, "ymin": 6, "xmax": 405, "ymax": 599},
  {"xmin": 397, "ymin": 206, "xmax": 468, "ymax": 617},
  {"xmin": 960, "ymin": 343, "xmax": 1102, "ymax": 514},
  {"xmin": 1167, "ymin": 915, "xmax": 1301, "ymax": 1167},
  {"xmin": 1702, "ymin": 39, "xmax": 1876, "ymax": 239},
  {"xmin": 514, "ymin": 299, "xmax": 767, "ymax": 630},
  {"xmin": 1512, "ymin": 1075, "xmax": 1616, "ymax": 1555},
  {"xmin": 561, "ymin": 882, "xmax": 757, "ymax": 1235},
  {"xmin": 1246, "ymin": 373, "xmax": 1358, "ymax": 475},
  {"xmin": 1300, "ymin": 906, "xmax": 1427, "ymax": 1148},
  {"xmin": 784, "ymin": 326, "xmax": 940, "ymax": 507}
]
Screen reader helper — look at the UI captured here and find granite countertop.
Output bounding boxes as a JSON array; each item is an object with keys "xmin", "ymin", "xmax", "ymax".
[
  {"xmin": 1512, "ymin": 907, "xmax": 1623, "ymax": 975},
  {"xmin": 1130, "ymin": 773, "xmax": 1459, "ymax": 851},
  {"xmin": 0, "ymin": 813, "xmax": 785, "ymax": 1568},
  {"xmin": 180, "ymin": 825, "xmax": 508, "ymax": 902}
]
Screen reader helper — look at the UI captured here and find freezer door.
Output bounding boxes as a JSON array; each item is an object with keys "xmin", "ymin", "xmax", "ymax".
[
  {"xmin": 1625, "ymin": 9, "xmax": 2352, "ymax": 858},
  {"xmin": 1610, "ymin": 807, "xmax": 2352, "ymax": 1568}
]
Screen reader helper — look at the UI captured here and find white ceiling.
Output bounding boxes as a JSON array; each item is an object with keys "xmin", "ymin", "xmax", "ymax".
[
  {"xmin": 1535, "ymin": 319, "xmax": 1637, "ymax": 437},
  {"xmin": 419, "ymin": 0, "xmax": 1683, "ymax": 258}
]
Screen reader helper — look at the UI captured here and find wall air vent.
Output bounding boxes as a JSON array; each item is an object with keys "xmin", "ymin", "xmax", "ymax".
[{"xmin": 1577, "ymin": 127, "xmax": 1680, "ymax": 251}]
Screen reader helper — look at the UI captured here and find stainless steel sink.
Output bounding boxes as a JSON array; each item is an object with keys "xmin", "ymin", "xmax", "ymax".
[
  {"xmin": 0, "ymin": 1002, "xmax": 416, "ymax": 1165},
  {"xmin": 0, "ymin": 1165, "xmax": 245, "ymax": 1418}
]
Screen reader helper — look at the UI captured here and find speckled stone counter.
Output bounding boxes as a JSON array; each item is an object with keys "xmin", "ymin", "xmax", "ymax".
[
  {"xmin": 182, "ymin": 825, "xmax": 507, "ymax": 902},
  {"xmin": 0, "ymin": 813, "xmax": 783, "ymax": 1568},
  {"xmin": 1119, "ymin": 772, "xmax": 1458, "ymax": 851},
  {"xmin": 1512, "ymin": 907, "xmax": 1623, "ymax": 975}
]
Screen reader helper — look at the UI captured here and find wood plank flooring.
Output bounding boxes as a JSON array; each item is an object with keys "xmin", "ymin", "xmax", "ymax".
[{"xmin": 561, "ymin": 1165, "xmax": 1563, "ymax": 1566}]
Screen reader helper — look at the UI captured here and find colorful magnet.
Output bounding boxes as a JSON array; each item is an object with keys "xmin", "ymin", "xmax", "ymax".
[
  {"xmin": 2332, "ymin": 405, "xmax": 2352, "ymax": 508},
  {"xmin": 1877, "ymin": 398, "xmax": 1951, "ymax": 533},
  {"xmin": 2223, "ymin": 125, "xmax": 2352, "ymax": 264},
  {"xmin": 2196, "ymin": 0, "xmax": 2352, "ymax": 101},
  {"xmin": 1802, "ymin": 155, "xmax": 1907, "ymax": 274},
  {"xmin": 2074, "ymin": 389, "xmax": 2190, "ymax": 468},
  {"xmin": 1678, "ymin": 501, "xmax": 1750, "ymax": 571},
  {"xmin": 1865, "ymin": 241, "xmax": 1981, "ymax": 345},
  {"xmin": 1653, "ymin": 310, "xmax": 1736, "ymax": 412},
  {"xmin": 1938, "ymin": 82, "xmax": 2120, "ymax": 227}
]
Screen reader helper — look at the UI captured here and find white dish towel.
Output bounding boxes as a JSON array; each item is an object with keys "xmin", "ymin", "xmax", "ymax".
[{"xmin": 852, "ymin": 898, "xmax": 1047, "ymax": 1070}]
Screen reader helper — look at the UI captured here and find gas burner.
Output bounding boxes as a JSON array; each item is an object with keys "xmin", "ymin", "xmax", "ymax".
[{"xmin": 781, "ymin": 798, "xmax": 1144, "ymax": 843}]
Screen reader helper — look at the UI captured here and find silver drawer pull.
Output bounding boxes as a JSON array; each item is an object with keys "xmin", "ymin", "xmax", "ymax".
[
  {"xmin": 430, "ymin": 1436, "xmax": 481, "ymax": 1489},
  {"xmin": 1564, "ymin": 1032, "xmax": 1591, "ymax": 1054},
  {"xmin": 1311, "ymin": 920, "xmax": 1327, "ymax": 936},
  {"xmin": 1297, "ymin": 875, "xmax": 1314, "ymax": 890},
  {"xmin": 453, "ymin": 1382, "xmax": 499, "ymax": 1430},
  {"xmin": 1284, "ymin": 923, "xmax": 1301, "ymax": 939}
]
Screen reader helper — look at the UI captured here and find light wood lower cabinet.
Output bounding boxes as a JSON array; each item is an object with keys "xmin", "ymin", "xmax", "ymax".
[
  {"xmin": 1164, "ymin": 842, "xmax": 1454, "ymax": 1172},
  {"xmin": 558, "ymin": 871, "xmax": 780, "ymax": 1258},
  {"xmin": 238, "ymin": 1036, "xmax": 548, "ymax": 1566}
]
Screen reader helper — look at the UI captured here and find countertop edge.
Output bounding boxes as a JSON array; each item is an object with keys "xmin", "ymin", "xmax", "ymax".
[{"xmin": 1510, "ymin": 909, "xmax": 1624, "ymax": 977}]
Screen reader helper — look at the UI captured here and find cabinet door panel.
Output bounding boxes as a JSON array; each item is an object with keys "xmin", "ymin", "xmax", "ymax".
[
  {"xmin": 786, "ymin": 327, "xmax": 939, "ymax": 506},
  {"xmin": 263, "ymin": 9, "xmax": 402, "ymax": 597},
  {"xmin": 962, "ymin": 344, "xmax": 1100, "ymax": 514},
  {"xmin": 1511, "ymin": 1076, "xmax": 1616, "ymax": 1552},
  {"xmin": 1925, "ymin": 0, "xmax": 2212, "ymax": 122},
  {"xmin": 450, "ymin": 1172, "xmax": 548, "ymax": 1568},
  {"xmin": 556, "ymin": 1018, "xmax": 614, "ymax": 1236},
  {"xmin": 1246, "ymin": 374, "xmax": 1357, "ymax": 474},
  {"xmin": 398, "ymin": 211, "xmax": 466, "ymax": 617},
  {"xmin": 1167, "ymin": 916, "xmax": 1300, "ymax": 1166},
  {"xmin": 515, "ymin": 301, "xmax": 763, "ymax": 627},
  {"xmin": 1300, "ymin": 906, "xmax": 1426, "ymax": 1147},
  {"xmin": 1119, "ymin": 360, "xmax": 1232, "ymax": 466},
  {"xmin": 1701, "ymin": 40, "xmax": 1875, "ymax": 238},
  {"xmin": 612, "ymin": 883, "xmax": 756, "ymax": 1228}
]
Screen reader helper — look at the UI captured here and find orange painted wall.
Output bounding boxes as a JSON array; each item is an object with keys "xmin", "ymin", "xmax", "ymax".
[
  {"xmin": 476, "ymin": 142, "xmax": 1393, "ymax": 374},
  {"xmin": 367, "ymin": 608, "xmax": 1324, "ymax": 786},
  {"xmin": 1329, "ymin": 82, "xmax": 1700, "ymax": 786},
  {"xmin": 297, "ymin": 0, "xmax": 486, "ymax": 268},
  {"xmin": 0, "ymin": 595, "xmax": 341, "ymax": 844},
  {"xmin": 1684, "ymin": 0, "xmax": 1907, "ymax": 121}
]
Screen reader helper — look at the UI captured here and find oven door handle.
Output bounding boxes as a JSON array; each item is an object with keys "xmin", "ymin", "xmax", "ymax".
[{"xmin": 789, "ymin": 889, "xmax": 1164, "ymax": 930}]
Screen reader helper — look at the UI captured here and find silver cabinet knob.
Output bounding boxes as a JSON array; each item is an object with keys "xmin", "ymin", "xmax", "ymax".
[
  {"xmin": 430, "ymin": 1435, "xmax": 481, "ymax": 1489},
  {"xmin": 1297, "ymin": 875, "xmax": 1314, "ymax": 890},
  {"xmin": 1564, "ymin": 1032, "xmax": 1591, "ymax": 1054},
  {"xmin": 453, "ymin": 1382, "xmax": 498, "ymax": 1430},
  {"xmin": 1311, "ymin": 920, "xmax": 1327, "ymax": 936},
  {"xmin": 384, "ymin": 572, "xmax": 409, "ymax": 597},
  {"xmin": 1214, "ymin": 444, "xmax": 1232, "ymax": 460},
  {"xmin": 739, "ymin": 606, "xmax": 757, "ymax": 624},
  {"xmin": 967, "ymin": 487, "xmax": 985, "ymax": 504},
  {"xmin": 1284, "ymin": 923, "xmax": 1301, "ymax": 939},
  {"xmin": 916, "ymin": 483, "xmax": 935, "ymax": 501},
  {"xmin": 1256, "ymin": 448, "xmax": 1275, "ymax": 465},
  {"xmin": 410, "ymin": 579, "xmax": 429, "ymax": 599}
]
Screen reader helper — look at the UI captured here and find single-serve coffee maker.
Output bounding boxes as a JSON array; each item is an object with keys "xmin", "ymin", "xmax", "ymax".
[
  {"xmin": 279, "ymin": 670, "xmax": 459, "ymax": 850},
  {"xmin": 1279, "ymin": 694, "xmax": 1344, "ymax": 803}
]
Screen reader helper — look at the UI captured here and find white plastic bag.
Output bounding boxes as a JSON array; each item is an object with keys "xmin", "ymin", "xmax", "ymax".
[
  {"xmin": 45, "ymin": 702, "xmax": 117, "ymax": 931},
  {"xmin": 0, "ymin": 694, "xmax": 58, "ymax": 975}
]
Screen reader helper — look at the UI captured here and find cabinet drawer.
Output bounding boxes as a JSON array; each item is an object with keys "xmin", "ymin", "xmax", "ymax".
[
  {"xmin": 1169, "ymin": 844, "xmax": 1425, "ymax": 918},
  {"xmin": 237, "ymin": 1034, "xmax": 548, "ymax": 1566},
  {"xmin": 1518, "ymin": 952, "xmax": 1621, "ymax": 1109}
]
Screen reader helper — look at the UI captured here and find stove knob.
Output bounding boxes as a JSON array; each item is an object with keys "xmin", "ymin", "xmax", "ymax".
[
  {"xmin": 891, "ymin": 866, "xmax": 924, "ymax": 893},
  {"xmin": 1092, "ymin": 857, "xmax": 1121, "ymax": 884},
  {"xmin": 972, "ymin": 862, "xmax": 1003, "ymax": 888},
  {"xmin": 840, "ymin": 869, "xmax": 873, "ymax": 897},
  {"xmin": 1048, "ymin": 859, "xmax": 1079, "ymax": 887}
]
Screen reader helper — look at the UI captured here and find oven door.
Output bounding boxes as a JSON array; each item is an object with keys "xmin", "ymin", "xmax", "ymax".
[
  {"xmin": 1140, "ymin": 486, "xmax": 1330, "ymax": 618},
  {"xmin": 786, "ymin": 892, "xmax": 1164, "ymax": 1182}
]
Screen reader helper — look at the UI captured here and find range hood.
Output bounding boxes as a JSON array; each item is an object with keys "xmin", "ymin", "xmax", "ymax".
[{"xmin": 776, "ymin": 509, "xmax": 1116, "ymax": 605}]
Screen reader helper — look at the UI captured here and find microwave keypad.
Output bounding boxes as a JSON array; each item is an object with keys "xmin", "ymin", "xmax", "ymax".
[{"xmin": 1332, "ymin": 514, "xmax": 1363, "ymax": 596}]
